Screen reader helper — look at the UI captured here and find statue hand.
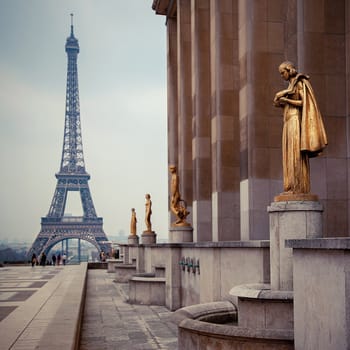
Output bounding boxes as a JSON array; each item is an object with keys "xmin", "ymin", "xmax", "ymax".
[
  {"xmin": 273, "ymin": 96, "xmax": 281, "ymax": 107},
  {"xmin": 279, "ymin": 97, "xmax": 288, "ymax": 104}
]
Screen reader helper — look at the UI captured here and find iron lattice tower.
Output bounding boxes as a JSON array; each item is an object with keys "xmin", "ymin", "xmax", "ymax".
[{"xmin": 29, "ymin": 16, "xmax": 110, "ymax": 257}]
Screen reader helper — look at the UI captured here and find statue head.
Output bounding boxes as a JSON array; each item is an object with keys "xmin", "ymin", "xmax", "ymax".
[
  {"xmin": 279, "ymin": 61, "xmax": 298, "ymax": 78},
  {"xmin": 169, "ymin": 165, "xmax": 177, "ymax": 173}
]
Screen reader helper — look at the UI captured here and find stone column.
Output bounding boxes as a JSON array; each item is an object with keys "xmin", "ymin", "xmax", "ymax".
[
  {"xmin": 268, "ymin": 200, "xmax": 323, "ymax": 291},
  {"xmin": 123, "ymin": 245, "xmax": 129, "ymax": 264},
  {"xmin": 177, "ymin": 0, "xmax": 193, "ymax": 225},
  {"xmin": 165, "ymin": 246, "xmax": 182, "ymax": 310},
  {"xmin": 191, "ymin": 0, "xmax": 212, "ymax": 242},
  {"xmin": 136, "ymin": 245, "xmax": 145, "ymax": 273},
  {"xmin": 238, "ymin": 0, "xmax": 286, "ymax": 240},
  {"xmin": 210, "ymin": 0, "xmax": 240, "ymax": 241},
  {"xmin": 298, "ymin": 0, "xmax": 348, "ymax": 237},
  {"xmin": 167, "ymin": 18, "xmax": 179, "ymax": 183}
]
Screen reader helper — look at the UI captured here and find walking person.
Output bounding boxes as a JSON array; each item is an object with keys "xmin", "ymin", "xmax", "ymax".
[
  {"xmin": 31, "ymin": 253, "xmax": 37, "ymax": 267},
  {"xmin": 40, "ymin": 252, "xmax": 46, "ymax": 266},
  {"xmin": 62, "ymin": 252, "xmax": 67, "ymax": 265}
]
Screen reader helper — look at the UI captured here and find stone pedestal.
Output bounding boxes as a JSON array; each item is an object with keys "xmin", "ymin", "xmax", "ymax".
[
  {"xmin": 286, "ymin": 238, "xmax": 350, "ymax": 350},
  {"xmin": 128, "ymin": 235, "xmax": 139, "ymax": 245},
  {"xmin": 230, "ymin": 284, "xmax": 293, "ymax": 331},
  {"xmin": 141, "ymin": 231, "xmax": 157, "ymax": 245},
  {"xmin": 169, "ymin": 226, "xmax": 193, "ymax": 243},
  {"xmin": 268, "ymin": 200, "xmax": 323, "ymax": 291}
]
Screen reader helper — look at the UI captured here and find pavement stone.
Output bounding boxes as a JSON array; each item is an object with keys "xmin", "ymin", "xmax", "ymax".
[
  {"xmin": 0, "ymin": 266, "xmax": 178, "ymax": 350},
  {"xmin": 79, "ymin": 270, "xmax": 178, "ymax": 350},
  {"xmin": 0, "ymin": 264, "xmax": 87, "ymax": 350}
]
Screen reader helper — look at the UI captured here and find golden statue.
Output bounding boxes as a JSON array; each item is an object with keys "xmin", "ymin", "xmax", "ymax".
[
  {"xmin": 169, "ymin": 165, "xmax": 190, "ymax": 226},
  {"xmin": 130, "ymin": 208, "xmax": 137, "ymax": 235},
  {"xmin": 273, "ymin": 61, "xmax": 327, "ymax": 200},
  {"xmin": 144, "ymin": 194, "xmax": 152, "ymax": 232}
]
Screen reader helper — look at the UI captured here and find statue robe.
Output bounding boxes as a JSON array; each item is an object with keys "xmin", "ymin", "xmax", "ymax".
[
  {"xmin": 282, "ymin": 74, "xmax": 327, "ymax": 193},
  {"xmin": 299, "ymin": 77, "xmax": 328, "ymax": 157}
]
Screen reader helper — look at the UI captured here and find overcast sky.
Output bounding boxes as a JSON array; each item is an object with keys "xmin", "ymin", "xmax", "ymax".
[{"xmin": 0, "ymin": 1, "xmax": 169, "ymax": 243}]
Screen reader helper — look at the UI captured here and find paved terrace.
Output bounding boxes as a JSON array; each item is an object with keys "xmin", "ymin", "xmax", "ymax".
[{"xmin": 0, "ymin": 264, "xmax": 178, "ymax": 350}]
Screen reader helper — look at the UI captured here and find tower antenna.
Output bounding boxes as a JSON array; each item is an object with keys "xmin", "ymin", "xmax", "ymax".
[{"xmin": 70, "ymin": 13, "xmax": 74, "ymax": 35}]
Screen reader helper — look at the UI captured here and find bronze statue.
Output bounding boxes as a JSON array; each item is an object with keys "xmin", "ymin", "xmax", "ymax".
[
  {"xmin": 130, "ymin": 208, "xmax": 137, "ymax": 235},
  {"xmin": 144, "ymin": 194, "xmax": 152, "ymax": 232},
  {"xmin": 273, "ymin": 61, "xmax": 327, "ymax": 197},
  {"xmin": 169, "ymin": 165, "xmax": 190, "ymax": 226}
]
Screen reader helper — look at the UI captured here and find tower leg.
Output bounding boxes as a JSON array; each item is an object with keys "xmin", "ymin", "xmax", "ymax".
[{"xmin": 78, "ymin": 239, "xmax": 81, "ymax": 263}]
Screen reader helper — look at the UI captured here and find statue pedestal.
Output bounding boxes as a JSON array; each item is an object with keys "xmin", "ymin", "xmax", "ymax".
[
  {"xmin": 268, "ymin": 200, "xmax": 323, "ymax": 291},
  {"xmin": 274, "ymin": 192, "xmax": 318, "ymax": 202},
  {"xmin": 128, "ymin": 235, "xmax": 139, "ymax": 245},
  {"xmin": 141, "ymin": 231, "xmax": 157, "ymax": 245},
  {"xmin": 169, "ymin": 226, "xmax": 193, "ymax": 243}
]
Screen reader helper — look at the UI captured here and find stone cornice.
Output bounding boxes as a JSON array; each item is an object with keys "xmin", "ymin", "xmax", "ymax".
[{"xmin": 152, "ymin": 0, "xmax": 177, "ymax": 18}]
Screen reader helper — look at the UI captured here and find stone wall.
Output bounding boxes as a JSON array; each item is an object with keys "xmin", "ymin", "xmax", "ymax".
[
  {"xmin": 131, "ymin": 242, "xmax": 269, "ymax": 310},
  {"xmin": 287, "ymin": 238, "xmax": 350, "ymax": 350}
]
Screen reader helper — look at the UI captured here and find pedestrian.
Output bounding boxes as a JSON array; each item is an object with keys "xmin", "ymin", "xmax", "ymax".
[
  {"xmin": 57, "ymin": 253, "xmax": 61, "ymax": 265},
  {"xmin": 40, "ymin": 252, "xmax": 46, "ymax": 266},
  {"xmin": 31, "ymin": 253, "xmax": 37, "ymax": 267},
  {"xmin": 52, "ymin": 254, "xmax": 56, "ymax": 266},
  {"xmin": 62, "ymin": 252, "xmax": 67, "ymax": 265}
]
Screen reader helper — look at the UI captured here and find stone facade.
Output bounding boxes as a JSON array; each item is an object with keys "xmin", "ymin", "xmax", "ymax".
[
  {"xmin": 147, "ymin": 1, "xmax": 350, "ymax": 348},
  {"xmin": 116, "ymin": 241, "xmax": 270, "ymax": 310},
  {"xmin": 152, "ymin": 0, "xmax": 350, "ymax": 240},
  {"xmin": 286, "ymin": 238, "xmax": 350, "ymax": 350}
]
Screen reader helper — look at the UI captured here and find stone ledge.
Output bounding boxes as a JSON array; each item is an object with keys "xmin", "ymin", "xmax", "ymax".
[
  {"xmin": 130, "ymin": 276, "xmax": 166, "ymax": 282},
  {"xmin": 107, "ymin": 258, "xmax": 124, "ymax": 273},
  {"xmin": 114, "ymin": 264, "xmax": 137, "ymax": 283},
  {"xmin": 285, "ymin": 238, "xmax": 350, "ymax": 250},
  {"xmin": 179, "ymin": 318, "xmax": 294, "ymax": 342},
  {"xmin": 175, "ymin": 301, "xmax": 293, "ymax": 349},
  {"xmin": 133, "ymin": 240, "xmax": 270, "ymax": 249},
  {"xmin": 0, "ymin": 264, "xmax": 88, "ymax": 350},
  {"xmin": 129, "ymin": 276, "xmax": 166, "ymax": 305},
  {"xmin": 115, "ymin": 263, "xmax": 136, "ymax": 269},
  {"xmin": 230, "ymin": 284, "xmax": 293, "ymax": 300},
  {"xmin": 133, "ymin": 272, "xmax": 156, "ymax": 277},
  {"xmin": 88, "ymin": 262, "xmax": 107, "ymax": 269},
  {"xmin": 172, "ymin": 301, "xmax": 237, "ymax": 326}
]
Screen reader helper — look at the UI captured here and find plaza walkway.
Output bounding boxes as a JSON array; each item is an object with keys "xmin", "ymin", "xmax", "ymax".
[
  {"xmin": 79, "ymin": 270, "xmax": 178, "ymax": 350},
  {"xmin": 0, "ymin": 264, "xmax": 178, "ymax": 350},
  {"xmin": 0, "ymin": 264, "xmax": 86, "ymax": 350}
]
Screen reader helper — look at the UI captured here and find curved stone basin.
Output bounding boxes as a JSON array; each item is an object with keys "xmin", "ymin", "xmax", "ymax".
[
  {"xmin": 230, "ymin": 283, "xmax": 294, "ymax": 331},
  {"xmin": 172, "ymin": 300, "xmax": 293, "ymax": 350}
]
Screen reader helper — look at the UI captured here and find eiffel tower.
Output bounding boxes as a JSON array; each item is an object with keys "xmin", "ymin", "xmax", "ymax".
[{"xmin": 29, "ymin": 15, "xmax": 111, "ymax": 259}]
